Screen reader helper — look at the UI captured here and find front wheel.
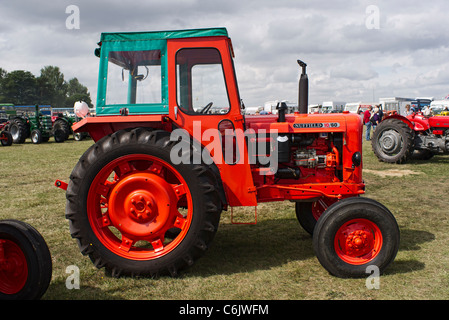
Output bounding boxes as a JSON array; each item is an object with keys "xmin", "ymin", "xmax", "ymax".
[
  {"xmin": 313, "ymin": 197, "xmax": 399, "ymax": 278},
  {"xmin": 0, "ymin": 220, "xmax": 52, "ymax": 300},
  {"xmin": 0, "ymin": 131, "xmax": 13, "ymax": 146},
  {"xmin": 65, "ymin": 128, "xmax": 222, "ymax": 277},
  {"xmin": 31, "ymin": 129, "xmax": 42, "ymax": 144}
]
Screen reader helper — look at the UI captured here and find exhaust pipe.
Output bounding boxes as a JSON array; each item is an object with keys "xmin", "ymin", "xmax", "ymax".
[{"xmin": 297, "ymin": 60, "xmax": 308, "ymax": 114}]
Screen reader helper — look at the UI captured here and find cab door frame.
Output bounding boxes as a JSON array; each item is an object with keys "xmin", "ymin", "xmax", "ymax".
[{"xmin": 167, "ymin": 36, "xmax": 257, "ymax": 207}]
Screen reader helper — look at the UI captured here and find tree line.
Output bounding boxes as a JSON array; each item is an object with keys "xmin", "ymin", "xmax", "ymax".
[{"xmin": 0, "ymin": 66, "xmax": 92, "ymax": 108}]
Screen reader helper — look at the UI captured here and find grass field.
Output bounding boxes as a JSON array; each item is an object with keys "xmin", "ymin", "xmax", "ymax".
[{"xmin": 1, "ymin": 134, "xmax": 448, "ymax": 300}]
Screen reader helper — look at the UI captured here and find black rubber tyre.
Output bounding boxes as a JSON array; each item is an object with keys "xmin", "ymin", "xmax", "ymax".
[
  {"xmin": 295, "ymin": 198, "xmax": 337, "ymax": 235},
  {"xmin": 0, "ymin": 131, "xmax": 13, "ymax": 146},
  {"xmin": 313, "ymin": 197, "xmax": 400, "ymax": 278},
  {"xmin": 54, "ymin": 128, "xmax": 66, "ymax": 143},
  {"xmin": 295, "ymin": 202, "xmax": 316, "ymax": 235},
  {"xmin": 371, "ymin": 118, "xmax": 414, "ymax": 164},
  {"xmin": 65, "ymin": 128, "xmax": 223, "ymax": 277},
  {"xmin": 30, "ymin": 129, "xmax": 43, "ymax": 144},
  {"xmin": 8, "ymin": 119, "xmax": 28, "ymax": 144},
  {"xmin": 53, "ymin": 118, "xmax": 71, "ymax": 141},
  {"xmin": 0, "ymin": 220, "xmax": 52, "ymax": 300},
  {"xmin": 411, "ymin": 149, "xmax": 434, "ymax": 160}
]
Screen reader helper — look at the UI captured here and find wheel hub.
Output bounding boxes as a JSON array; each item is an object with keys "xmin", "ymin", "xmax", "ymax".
[
  {"xmin": 334, "ymin": 218, "xmax": 382, "ymax": 265},
  {"xmin": 344, "ymin": 230, "xmax": 373, "ymax": 256},
  {"xmin": 127, "ymin": 193, "xmax": 157, "ymax": 223},
  {"xmin": 10, "ymin": 126, "xmax": 18, "ymax": 140},
  {"xmin": 379, "ymin": 130, "xmax": 402, "ymax": 154},
  {"xmin": 108, "ymin": 172, "xmax": 177, "ymax": 238},
  {"xmin": 0, "ymin": 239, "xmax": 28, "ymax": 295}
]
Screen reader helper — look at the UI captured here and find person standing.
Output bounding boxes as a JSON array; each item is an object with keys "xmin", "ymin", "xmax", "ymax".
[
  {"xmin": 371, "ymin": 107, "xmax": 381, "ymax": 130},
  {"xmin": 404, "ymin": 104, "xmax": 413, "ymax": 116},
  {"xmin": 363, "ymin": 105, "xmax": 373, "ymax": 141}
]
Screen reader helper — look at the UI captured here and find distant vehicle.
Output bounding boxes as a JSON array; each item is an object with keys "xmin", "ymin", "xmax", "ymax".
[
  {"xmin": 344, "ymin": 102, "xmax": 372, "ymax": 115},
  {"xmin": 308, "ymin": 104, "xmax": 322, "ymax": 113},
  {"xmin": 379, "ymin": 97, "xmax": 413, "ymax": 115},
  {"xmin": 321, "ymin": 101, "xmax": 345, "ymax": 113},
  {"xmin": 410, "ymin": 98, "xmax": 432, "ymax": 112},
  {"xmin": 430, "ymin": 100, "xmax": 449, "ymax": 115}
]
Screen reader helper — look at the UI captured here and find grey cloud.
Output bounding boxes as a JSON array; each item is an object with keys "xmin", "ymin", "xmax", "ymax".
[{"xmin": 1, "ymin": 0, "xmax": 449, "ymax": 106}]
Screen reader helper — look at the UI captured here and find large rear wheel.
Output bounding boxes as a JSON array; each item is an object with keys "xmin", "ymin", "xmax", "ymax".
[
  {"xmin": 8, "ymin": 119, "xmax": 28, "ymax": 144},
  {"xmin": 65, "ymin": 128, "xmax": 222, "ymax": 277},
  {"xmin": 313, "ymin": 197, "xmax": 399, "ymax": 278},
  {"xmin": 53, "ymin": 119, "xmax": 71, "ymax": 141},
  {"xmin": 371, "ymin": 118, "xmax": 414, "ymax": 164}
]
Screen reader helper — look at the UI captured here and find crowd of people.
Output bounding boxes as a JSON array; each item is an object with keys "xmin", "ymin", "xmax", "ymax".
[{"xmin": 363, "ymin": 104, "xmax": 383, "ymax": 141}]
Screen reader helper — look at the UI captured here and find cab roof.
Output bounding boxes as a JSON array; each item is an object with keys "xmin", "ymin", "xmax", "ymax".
[{"xmin": 100, "ymin": 27, "xmax": 229, "ymax": 42}]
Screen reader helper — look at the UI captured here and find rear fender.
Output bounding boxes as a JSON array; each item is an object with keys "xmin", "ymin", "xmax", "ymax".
[{"xmin": 383, "ymin": 114, "xmax": 429, "ymax": 132}]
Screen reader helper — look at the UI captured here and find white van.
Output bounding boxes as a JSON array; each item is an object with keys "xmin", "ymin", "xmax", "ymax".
[
  {"xmin": 430, "ymin": 100, "xmax": 449, "ymax": 115},
  {"xmin": 322, "ymin": 101, "xmax": 346, "ymax": 113},
  {"xmin": 345, "ymin": 102, "xmax": 372, "ymax": 115}
]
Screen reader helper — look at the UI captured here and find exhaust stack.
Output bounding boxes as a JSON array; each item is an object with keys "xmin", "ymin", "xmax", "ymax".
[{"xmin": 297, "ymin": 60, "xmax": 308, "ymax": 114}]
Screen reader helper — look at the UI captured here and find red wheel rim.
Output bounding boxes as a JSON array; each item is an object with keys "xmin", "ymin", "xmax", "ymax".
[
  {"xmin": 87, "ymin": 154, "xmax": 193, "ymax": 260},
  {"xmin": 0, "ymin": 239, "xmax": 29, "ymax": 295},
  {"xmin": 334, "ymin": 219, "xmax": 383, "ymax": 265}
]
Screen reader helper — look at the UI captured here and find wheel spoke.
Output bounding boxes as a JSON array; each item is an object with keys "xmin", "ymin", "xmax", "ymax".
[
  {"xmin": 119, "ymin": 236, "xmax": 134, "ymax": 252},
  {"xmin": 116, "ymin": 161, "xmax": 132, "ymax": 177},
  {"xmin": 173, "ymin": 215, "xmax": 187, "ymax": 230},
  {"xmin": 172, "ymin": 183, "xmax": 187, "ymax": 199},
  {"xmin": 151, "ymin": 238, "xmax": 164, "ymax": 253},
  {"xmin": 96, "ymin": 184, "xmax": 110, "ymax": 197},
  {"xmin": 149, "ymin": 162, "xmax": 163, "ymax": 176}
]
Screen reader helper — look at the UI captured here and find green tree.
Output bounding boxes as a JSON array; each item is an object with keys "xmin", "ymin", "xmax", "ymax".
[
  {"xmin": 65, "ymin": 77, "xmax": 92, "ymax": 108},
  {"xmin": 1, "ymin": 70, "xmax": 37, "ymax": 105},
  {"xmin": 0, "ymin": 68, "xmax": 7, "ymax": 101},
  {"xmin": 37, "ymin": 66, "xmax": 67, "ymax": 107},
  {"xmin": 0, "ymin": 65, "xmax": 92, "ymax": 108}
]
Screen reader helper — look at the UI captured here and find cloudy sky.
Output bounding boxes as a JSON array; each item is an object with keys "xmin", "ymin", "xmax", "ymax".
[{"xmin": 1, "ymin": 0, "xmax": 449, "ymax": 108}]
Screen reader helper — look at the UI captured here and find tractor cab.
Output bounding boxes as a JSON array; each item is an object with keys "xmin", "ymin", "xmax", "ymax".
[{"xmin": 92, "ymin": 28, "xmax": 235, "ymax": 117}]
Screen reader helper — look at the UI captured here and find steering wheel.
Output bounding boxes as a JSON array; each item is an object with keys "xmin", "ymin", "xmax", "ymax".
[{"xmin": 200, "ymin": 102, "xmax": 213, "ymax": 114}]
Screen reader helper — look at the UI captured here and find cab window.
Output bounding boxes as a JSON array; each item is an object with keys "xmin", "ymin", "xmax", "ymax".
[{"xmin": 176, "ymin": 48, "xmax": 230, "ymax": 115}]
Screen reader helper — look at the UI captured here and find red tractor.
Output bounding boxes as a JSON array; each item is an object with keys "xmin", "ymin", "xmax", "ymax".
[
  {"xmin": 56, "ymin": 28, "xmax": 399, "ymax": 278},
  {"xmin": 372, "ymin": 112, "xmax": 449, "ymax": 163}
]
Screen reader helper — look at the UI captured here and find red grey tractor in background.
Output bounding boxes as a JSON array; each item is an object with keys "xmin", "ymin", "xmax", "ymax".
[{"xmin": 372, "ymin": 111, "xmax": 449, "ymax": 163}]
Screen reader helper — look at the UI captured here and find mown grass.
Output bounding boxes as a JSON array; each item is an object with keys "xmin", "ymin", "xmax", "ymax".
[{"xmin": 0, "ymin": 134, "xmax": 448, "ymax": 300}]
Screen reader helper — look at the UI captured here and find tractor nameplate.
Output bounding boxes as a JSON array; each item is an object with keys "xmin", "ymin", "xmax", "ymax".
[{"xmin": 293, "ymin": 122, "xmax": 340, "ymax": 129}]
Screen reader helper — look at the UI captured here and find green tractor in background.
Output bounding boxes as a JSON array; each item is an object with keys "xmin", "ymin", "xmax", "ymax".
[
  {"xmin": 52, "ymin": 107, "xmax": 89, "ymax": 141},
  {"xmin": 52, "ymin": 108, "xmax": 75, "ymax": 141},
  {"xmin": 4, "ymin": 105, "xmax": 65, "ymax": 144}
]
